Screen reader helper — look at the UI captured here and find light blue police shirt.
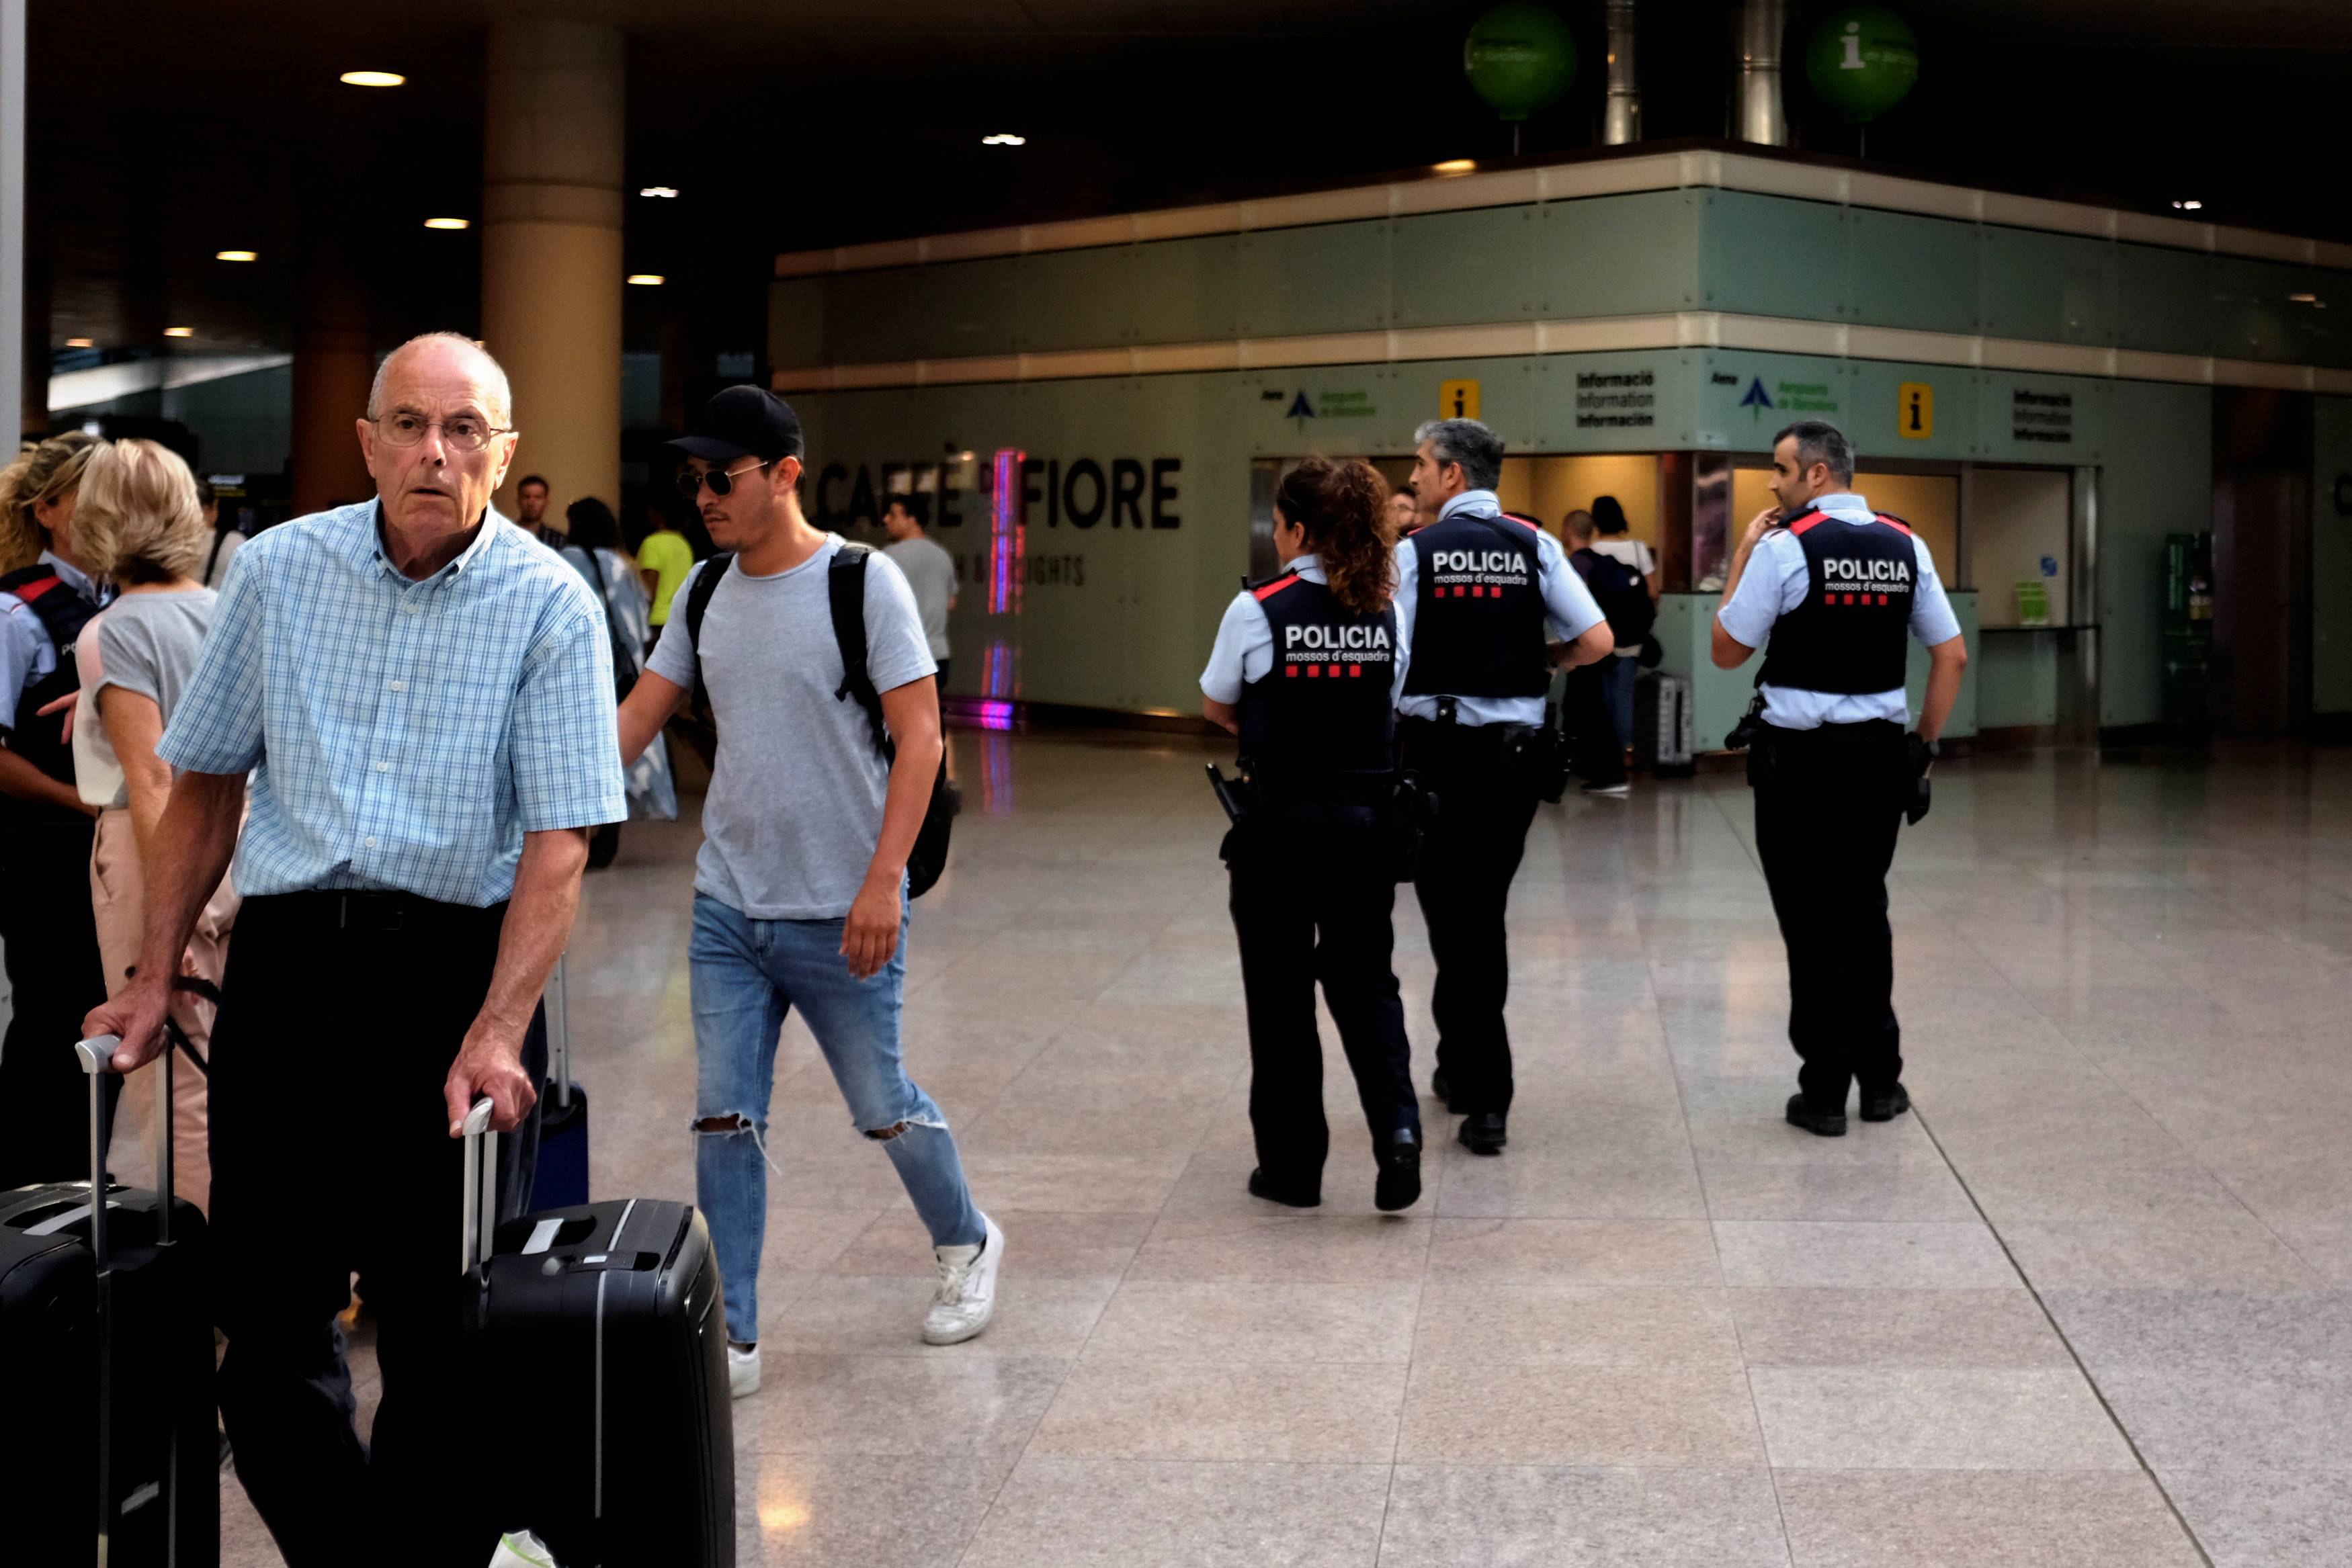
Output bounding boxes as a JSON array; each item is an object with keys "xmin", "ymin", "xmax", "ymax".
[
  {"xmin": 1201, "ymin": 553, "xmax": 1412, "ymax": 708},
  {"xmin": 1715, "ymin": 492, "xmax": 1963, "ymax": 730},
  {"xmin": 158, "ymin": 500, "xmax": 628, "ymax": 908},
  {"xmin": 1392, "ymin": 490, "xmax": 1607, "ymax": 728},
  {"xmin": 0, "ymin": 552, "xmax": 101, "ymax": 727}
]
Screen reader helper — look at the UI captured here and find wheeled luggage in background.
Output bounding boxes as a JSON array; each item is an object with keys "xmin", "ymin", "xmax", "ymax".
[
  {"xmin": 536, "ymin": 954, "xmax": 590, "ymax": 1209},
  {"xmin": 1634, "ymin": 670, "xmax": 1696, "ymax": 777},
  {"xmin": 0, "ymin": 1035, "xmax": 217, "ymax": 1567},
  {"xmin": 460, "ymin": 1100, "xmax": 734, "ymax": 1566}
]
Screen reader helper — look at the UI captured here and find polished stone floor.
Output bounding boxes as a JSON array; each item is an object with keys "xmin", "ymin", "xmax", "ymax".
[{"xmin": 216, "ymin": 730, "xmax": 2352, "ymax": 1565}]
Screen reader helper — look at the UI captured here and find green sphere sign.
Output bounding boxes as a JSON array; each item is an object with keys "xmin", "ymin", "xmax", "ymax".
[
  {"xmin": 1806, "ymin": 5, "xmax": 1919, "ymax": 121},
  {"xmin": 1463, "ymin": 3, "xmax": 1577, "ymax": 122}
]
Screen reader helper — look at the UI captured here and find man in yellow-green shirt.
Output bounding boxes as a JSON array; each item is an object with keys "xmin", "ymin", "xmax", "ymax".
[{"xmin": 638, "ymin": 523, "xmax": 696, "ymax": 648}]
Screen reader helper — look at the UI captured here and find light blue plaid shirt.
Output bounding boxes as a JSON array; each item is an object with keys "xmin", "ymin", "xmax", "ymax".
[{"xmin": 159, "ymin": 500, "xmax": 626, "ymax": 908}]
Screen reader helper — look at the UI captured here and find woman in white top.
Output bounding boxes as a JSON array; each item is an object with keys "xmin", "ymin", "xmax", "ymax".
[{"xmin": 73, "ymin": 439, "xmax": 237, "ymax": 1212}]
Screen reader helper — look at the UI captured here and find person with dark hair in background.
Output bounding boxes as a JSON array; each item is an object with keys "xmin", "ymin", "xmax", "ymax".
[
  {"xmin": 560, "ymin": 496, "xmax": 677, "ymax": 867},
  {"xmin": 1560, "ymin": 509, "xmax": 1628, "ymax": 795},
  {"xmin": 1398, "ymin": 418, "xmax": 1614, "ymax": 1156},
  {"xmin": 1587, "ymin": 494, "xmax": 1656, "ymax": 760},
  {"xmin": 1202, "ymin": 457, "xmax": 1423, "ymax": 1213},
  {"xmin": 1714, "ymin": 419, "xmax": 1967, "ymax": 1137},
  {"xmin": 515, "ymin": 472, "xmax": 564, "ymax": 549},
  {"xmin": 1386, "ymin": 482, "xmax": 1421, "ymax": 538},
  {"xmin": 198, "ymin": 477, "xmax": 247, "ymax": 590},
  {"xmin": 0, "ymin": 430, "xmax": 110, "ymax": 1188}
]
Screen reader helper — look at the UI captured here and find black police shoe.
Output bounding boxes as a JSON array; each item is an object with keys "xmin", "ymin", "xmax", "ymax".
[
  {"xmin": 1431, "ymin": 1068, "xmax": 1464, "ymax": 1115},
  {"xmin": 1458, "ymin": 1112, "xmax": 1507, "ymax": 1156},
  {"xmin": 1786, "ymin": 1094, "xmax": 1847, "ymax": 1137},
  {"xmin": 1859, "ymin": 1084, "xmax": 1910, "ymax": 1123},
  {"xmin": 1375, "ymin": 1128, "xmax": 1423, "ymax": 1212},
  {"xmin": 1247, "ymin": 1168, "xmax": 1321, "ymax": 1208}
]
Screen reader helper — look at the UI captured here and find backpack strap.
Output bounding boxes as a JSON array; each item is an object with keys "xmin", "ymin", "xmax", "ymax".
[
  {"xmin": 683, "ymin": 552, "xmax": 734, "ymax": 722},
  {"xmin": 829, "ymin": 543, "xmax": 895, "ymax": 763}
]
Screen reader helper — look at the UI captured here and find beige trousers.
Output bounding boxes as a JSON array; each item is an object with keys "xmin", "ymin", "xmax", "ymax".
[{"xmin": 89, "ymin": 806, "xmax": 237, "ymax": 1215}]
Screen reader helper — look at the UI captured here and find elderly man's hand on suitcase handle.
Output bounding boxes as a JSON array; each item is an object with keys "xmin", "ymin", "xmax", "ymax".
[
  {"xmin": 82, "ymin": 975, "xmax": 172, "ymax": 1075},
  {"xmin": 444, "ymin": 1012, "xmax": 539, "ymax": 1136}
]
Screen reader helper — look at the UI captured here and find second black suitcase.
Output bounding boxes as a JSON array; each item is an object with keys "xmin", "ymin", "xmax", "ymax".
[
  {"xmin": 460, "ymin": 1100, "xmax": 733, "ymax": 1566},
  {"xmin": 536, "ymin": 953, "xmax": 590, "ymax": 1209}
]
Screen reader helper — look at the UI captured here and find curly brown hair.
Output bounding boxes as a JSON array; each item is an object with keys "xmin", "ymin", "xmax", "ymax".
[{"xmin": 1274, "ymin": 458, "xmax": 1396, "ymax": 617}]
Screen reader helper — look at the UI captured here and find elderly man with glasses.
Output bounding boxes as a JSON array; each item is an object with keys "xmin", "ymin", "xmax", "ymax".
[{"xmin": 87, "ymin": 331, "xmax": 626, "ymax": 1565}]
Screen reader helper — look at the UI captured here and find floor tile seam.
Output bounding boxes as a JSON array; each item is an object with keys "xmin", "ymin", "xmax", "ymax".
[{"xmin": 1905, "ymin": 1102, "xmax": 2222, "ymax": 1568}]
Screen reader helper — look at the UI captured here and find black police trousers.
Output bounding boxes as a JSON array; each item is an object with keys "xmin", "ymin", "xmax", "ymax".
[
  {"xmin": 1226, "ymin": 809, "xmax": 1419, "ymax": 1198},
  {"xmin": 1751, "ymin": 719, "xmax": 1908, "ymax": 1113},
  {"xmin": 1397, "ymin": 715, "xmax": 1543, "ymax": 1117}
]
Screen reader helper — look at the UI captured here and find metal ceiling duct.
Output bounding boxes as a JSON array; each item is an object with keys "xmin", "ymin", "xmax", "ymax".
[
  {"xmin": 1735, "ymin": 0, "xmax": 1789, "ymax": 146},
  {"xmin": 1603, "ymin": 0, "xmax": 1640, "ymax": 145}
]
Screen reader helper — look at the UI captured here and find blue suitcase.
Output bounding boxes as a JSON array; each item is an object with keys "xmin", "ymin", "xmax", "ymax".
[{"xmin": 536, "ymin": 954, "xmax": 590, "ymax": 1209}]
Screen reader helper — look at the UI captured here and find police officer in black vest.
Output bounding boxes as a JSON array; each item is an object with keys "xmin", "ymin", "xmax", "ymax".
[
  {"xmin": 1398, "ymin": 419, "xmax": 1615, "ymax": 1155},
  {"xmin": 1202, "ymin": 458, "xmax": 1423, "ymax": 1211},
  {"xmin": 1714, "ymin": 420, "xmax": 1968, "ymax": 1136}
]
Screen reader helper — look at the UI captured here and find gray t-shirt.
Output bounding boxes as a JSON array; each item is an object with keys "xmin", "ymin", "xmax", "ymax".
[
  {"xmin": 884, "ymin": 533, "xmax": 959, "ymax": 661},
  {"xmin": 645, "ymin": 536, "xmax": 935, "ymax": 920},
  {"xmin": 75, "ymin": 587, "xmax": 218, "ymax": 810}
]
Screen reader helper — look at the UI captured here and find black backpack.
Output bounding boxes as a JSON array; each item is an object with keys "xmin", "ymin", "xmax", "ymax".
[
  {"xmin": 1572, "ymin": 546, "xmax": 1656, "ymax": 646},
  {"xmin": 683, "ymin": 545, "xmax": 953, "ymax": 898}
]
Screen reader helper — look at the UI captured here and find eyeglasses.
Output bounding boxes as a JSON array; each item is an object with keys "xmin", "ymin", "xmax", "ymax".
[
  {"xmin": 372, "ymin": 411, "xmax": 511, "ymax": 453},
  {"xmin": 677, "ymin": 460, "xmax": 771, "ymax": 500}
]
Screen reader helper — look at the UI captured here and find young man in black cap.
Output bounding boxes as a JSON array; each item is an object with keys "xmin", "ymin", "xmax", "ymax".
[{"xmin": 616, "ymin": 387, "xmax": 1000, "ymax": 1395}]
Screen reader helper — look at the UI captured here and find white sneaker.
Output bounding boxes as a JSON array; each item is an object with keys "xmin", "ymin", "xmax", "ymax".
[
  {"xmin": 923, "ymin": 1213, "xmax": 1004, "ymax": 1345},
  {"xmin": 728, "ymin": 1342, "xmax": 761, "ymax": 1399}
]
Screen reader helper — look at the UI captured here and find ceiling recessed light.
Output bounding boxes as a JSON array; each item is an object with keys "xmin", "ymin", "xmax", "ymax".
[
  {"xmin": 627, "ymin": 273, "xmax": 666, "ymax": 286},
  {"xmin": 215, "ymin": 250, "xmax": 257, "ymax": 263},
  {"xmin": 339, "ymin": 70, "xmax": 405, "ymax": 87},
  {"xmin": 2290, "ymin": 293, "xmax": 2319, "ymax": 304},
  {"xmin": 1433, "ymin": 159, "xmax": 1478, "ymax": 174},
  {"xmin": 980, "ymin": 133, "xmax": 1025, "ymax": 146},
  {"xmin": 638, "ymin": 185, "xmax": 679, "ymax": 199},
  {"xmin": 2171, "ymin": 198, "xmax": 2203, "ymax": 212},
  {"xmin": 65, "ymin": 337, "xmax": 93, "ymax": 348},
  {"xmin": 424, "ymin": 217, "xmax": 470, "ymax": 230},
  {"xmin": 163, "ymin": 327, "xmax": 193, "ymax": 338}
]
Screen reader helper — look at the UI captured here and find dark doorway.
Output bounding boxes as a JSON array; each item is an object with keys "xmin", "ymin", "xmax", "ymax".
[{"xmin": 2210, "ymin": 389, "xmax": 2313, "ymax": 734}]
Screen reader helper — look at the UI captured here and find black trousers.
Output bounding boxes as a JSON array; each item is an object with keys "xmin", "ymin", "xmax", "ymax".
[
  {"xmin": 1226, "ymin": 811, "xmax": 1419, "ymax": 1196},
  {"xmin": 1751, "ymin": 720, "xmax": 1908, "ymax": 1111},
  {"xmin": 1398, "ymin": 717, "xmax": 1543, "ymax": 1117},
  {"xmin": 0, "ymin": 808, "xmax": 114, "ymax": 1190},
  {"xmin": 210, "ymin": 891, "xmax": 545, "ymax": 1568},
  {"xmin": 1560, "ymin": 663, "xmax": 1625, "ymax": 787}
]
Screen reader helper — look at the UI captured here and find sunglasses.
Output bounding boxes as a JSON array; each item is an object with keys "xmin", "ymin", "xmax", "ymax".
[{"xmin": 677, "ymin": 459, "xmax": 771, "ymax": 500}]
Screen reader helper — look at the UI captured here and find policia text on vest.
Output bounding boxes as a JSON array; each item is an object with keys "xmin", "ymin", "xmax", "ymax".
[{"xmin": 1712, "ymin": 421, "xmax": 1968, "ymax": 1141}]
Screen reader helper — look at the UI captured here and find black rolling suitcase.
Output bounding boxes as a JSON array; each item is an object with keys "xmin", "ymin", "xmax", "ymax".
[
  {"xmin": 460, "ymin": 1100, "xmax": 734, "ymax": 1566},
  {"xmin": 536, "ymin": 953, "xmax": 590, "ymax": 1209},
  {"xmin": 0, "ymin": 1035, "xmax": 216, "ymax": 1567}
]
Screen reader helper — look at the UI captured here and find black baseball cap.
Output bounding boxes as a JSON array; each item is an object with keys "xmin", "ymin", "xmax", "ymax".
[{"xmin": 667, "ymin": 385, "xmax": 804, "ymax": 465}]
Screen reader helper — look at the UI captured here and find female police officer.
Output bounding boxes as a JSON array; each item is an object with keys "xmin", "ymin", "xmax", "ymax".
[{"xmin": 1201, "ymin": 458, "xmax": 1422, "ymax": 1212}]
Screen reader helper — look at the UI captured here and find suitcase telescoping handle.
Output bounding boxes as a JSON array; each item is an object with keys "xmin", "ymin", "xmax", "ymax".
[
  {"xmin": 460, "ymin": 1097, "xmax": 497, "ymax": 1275},
  {"xmin": 548, "ymin": 952, "xmax": 571, "ymax": 1108}
]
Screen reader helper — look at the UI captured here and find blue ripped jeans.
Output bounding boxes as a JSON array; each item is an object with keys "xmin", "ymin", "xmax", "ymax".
[{"xmin": 689, "ymin": 893, "xmax": 984, "ymax": 1345}]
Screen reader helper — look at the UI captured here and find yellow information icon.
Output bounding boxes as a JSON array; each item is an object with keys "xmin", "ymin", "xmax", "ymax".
[
  {"xmin": 1439, "ymin": 379, "xmax": 1481, "ymax": 421},
  {"xmin": 1897, "ymin": 382, "xmax": 1934, "ymax": 439}
]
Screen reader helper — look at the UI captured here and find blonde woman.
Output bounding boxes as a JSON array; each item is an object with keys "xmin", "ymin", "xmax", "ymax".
[
  {"xmin": 0, "ymin": 431, "xmax": 111, "ymax": 1189},
  {"xmin": 73, "ymin": 438, "xmax": 237, "ymax": 1211}
]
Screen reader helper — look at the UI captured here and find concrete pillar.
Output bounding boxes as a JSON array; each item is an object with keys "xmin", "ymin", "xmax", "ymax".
[
  {"xmin": 290, "ymin": 231, "xmax": 375, "ymax": 514},
  {"xmin": 480, "ymin": 17, "xmax": 624, "ymax": 522}
]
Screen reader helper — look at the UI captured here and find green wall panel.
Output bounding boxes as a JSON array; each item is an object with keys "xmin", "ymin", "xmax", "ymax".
[
  {"xmin": 826, "ymin": 259, "xmax": 1023, "ymax": 363},
  {"xmin": 1534, "ymin": 189, "xmax": 1702, "ymax": 316},
  {"xmin": 1016, "ymin": 246, "xmax": 1136, "ymax": 352},
  {"xmin": 769, "ymin": 279, "xmax": 829, "ymax": 369},
  {"xmin": 1981, "ymin": 226, "xmax": 2114, "ymax": 347},
  {"xmin": 2313, "ymin": 396, "xmax": 2352, "ymax": 715},
  {"xmin": 1839, "ymin": 359, "xmax": 1980, "ymax": 461},
  {"xmin": 1532, "ymin": 351, "xmax": 1699, "ymax": 449},
  {"xmin": 1234, "ymin": 219, "xmax": 1391, "ymax": 338},
  {"xmin": 2097, "ymin": 380, "xmax": 2212, "ymax": 727},
  {"xmin": 2113, "ymin": 244, "xmax": 2215, "ymax": 358},
  {"xmin": 1391, "ymin": 205, "xmax": 1538, "ymax": 326},
  {"xmin": 1976, "ymin": 631, "xmax": 2060, "ymax": 728},
  {"xmin": 1696, "ymin": 191, "xmax": 1847, "ymax": 320},
  {"xmin": 1695, "ymin": 351, "xmax": 1851, "ymax": 451},
  {"xmin": 1846, "ymin": 209, "xmax": 1982, "ymax": 335},
  {"xmin": 1128, "ymin": 235, "xmax": 1239, "ymax": 345}
]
